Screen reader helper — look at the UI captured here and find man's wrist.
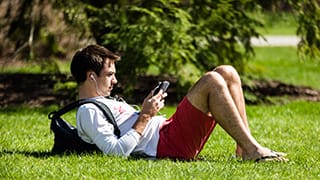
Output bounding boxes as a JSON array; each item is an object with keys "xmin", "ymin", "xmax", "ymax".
[{"xmin": 133, "ymin": 113, "xmax": 151, "ymax": 135}]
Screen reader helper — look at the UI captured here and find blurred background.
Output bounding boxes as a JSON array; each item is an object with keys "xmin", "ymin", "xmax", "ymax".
[{"xmin": 0, "ymin": 0, "xmax": 319, "ymax": 107}]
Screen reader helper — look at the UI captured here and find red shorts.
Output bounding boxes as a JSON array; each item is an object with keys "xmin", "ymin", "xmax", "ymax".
[{"xmin": 156, "ymin": 97, "xmax": 217, "ymax": 160}]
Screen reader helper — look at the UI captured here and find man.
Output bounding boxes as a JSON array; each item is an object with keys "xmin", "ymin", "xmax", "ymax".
[{"xmin": 70, "ymin": 44, "xmax": 287, "ymax": 162}]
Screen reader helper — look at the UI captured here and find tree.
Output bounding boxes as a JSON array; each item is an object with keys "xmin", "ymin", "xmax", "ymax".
[
  {"xmin": 1, "ymin": 0, "xmax": 44, "ymax": 61},
  {"xmin": 56, "ymin": 0, "xmax": 262, "ymax": 94},
  {"xmin": 2, "ymin": 0, "xmax": 319, "ymax": 96},
  {"xmin": 0, "ymin": 0, "xmax": 85, "ymax": 73},
  {"xmin": 294, "ymin": 0, "xmax": 320, "ymax": 60},
  {"xmin": 255, "ymin": 0, "xmax": 320, "ymax": 61}
]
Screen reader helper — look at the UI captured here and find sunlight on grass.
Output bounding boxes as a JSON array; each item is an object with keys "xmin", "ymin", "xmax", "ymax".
[
  {"xmin": 0, "ymin": 62, "xmax": 44, "ymax": 74},
  {"xmin": 255, "ymin": 12, "xmax": 298, "ymax": 35},
  {"xmin": 247, "ymin": 47, "xmax": 320, "ymax": 89},
  {"xmin": 1, "ymin": 102, "xmax": 320, "ymax": 179}
]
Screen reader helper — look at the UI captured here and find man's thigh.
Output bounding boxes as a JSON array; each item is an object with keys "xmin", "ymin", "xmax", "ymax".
[
  {"xmin": 156, "ymin": 97, "xmax": 217, "ymax": 160},
  {"xmin": 187, "ymin": 71, "xmax": 226, "ymax": 112}
]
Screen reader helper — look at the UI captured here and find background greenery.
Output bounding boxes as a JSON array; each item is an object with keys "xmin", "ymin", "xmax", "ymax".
[
  {"xmin": 1, "ymin": 0, "xmax": 319, "ymax": 96},
  {"xmin": 1, "ymin": 1, "xmax": 320, "ymax": 179},
  {"xmin": 247, "ymin": 47, "xmax": 320, "ymax": 90}
]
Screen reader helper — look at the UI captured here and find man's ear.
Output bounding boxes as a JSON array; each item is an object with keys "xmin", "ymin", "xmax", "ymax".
[
  {"xmin": 90, "ymin": 74, "xmax": 95, "ymax": 81},
  {"xmin": 87, "ymin": 71, "xmax": 97, "ymax": 81}
]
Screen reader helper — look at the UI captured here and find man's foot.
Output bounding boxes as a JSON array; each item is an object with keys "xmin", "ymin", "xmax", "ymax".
[
  {"xmin": 242, "ymin": 147, "xmax": 288, "ymax": 162},
  {"xmin": 235, "ymin": 145, "xmax": 242, "ymax": 157},
  {"xmin": 254, "ymin": 150, "xmax": 288, "ymax": 162}
]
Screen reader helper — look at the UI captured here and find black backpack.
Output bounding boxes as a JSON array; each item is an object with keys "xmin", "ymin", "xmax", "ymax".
[{"xmin": 48, "ymin": 99, "xmax": 121, "ymax": 155}]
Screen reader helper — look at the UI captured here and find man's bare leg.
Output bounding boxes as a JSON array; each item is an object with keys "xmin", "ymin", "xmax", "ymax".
[
  {"xmin": 186, "ymin": 70, "xmax": 279, "ymax": 161},
  {"xmin": 214, "ymin": 65, "xmax": 249, "ymax": 157}
]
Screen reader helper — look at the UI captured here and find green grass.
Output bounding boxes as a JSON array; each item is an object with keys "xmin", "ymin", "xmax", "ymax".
[
  {"xmin": 0, "ymin": 60, "xmax": 71, "ymax": 74},
  {"xmin": 247, "ymin": 46, "xmax": 320, "ymax": 90},
  {"xmin": 255, "ymin": 12, "xmax": 298, "ymax": 35},
  {"xmin": 1, "ymin": 101, "xmax": 320, "ymax": 179},
  {"xmin": 0, "ymin": 61, "xmax": 45, "ymax": 74}
]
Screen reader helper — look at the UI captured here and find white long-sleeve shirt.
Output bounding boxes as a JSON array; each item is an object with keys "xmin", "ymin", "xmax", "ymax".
[{"xmin": 76, "ymin": 96, "xmax": 166, "ymax": 157}]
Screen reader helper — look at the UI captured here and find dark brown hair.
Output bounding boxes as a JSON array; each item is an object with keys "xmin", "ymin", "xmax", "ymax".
[{"xmin": 70, "ymin": 45, "xmax": 120, "ymax": 84}]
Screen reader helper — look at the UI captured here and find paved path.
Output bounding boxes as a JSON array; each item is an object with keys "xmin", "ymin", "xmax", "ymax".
[{"xmin": 251, "ymin": 35, "xmax": 300, "ymax": 46}]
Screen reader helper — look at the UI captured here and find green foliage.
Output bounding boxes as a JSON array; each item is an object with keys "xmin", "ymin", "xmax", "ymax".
[
  {"xmin": 98, "ymin": 1, "xmax": 198, "ymax": 79},
  {"xmin": 0, "ymin": 59, "xmax": 60, "ymax": 74},
  {"xmin": 2, "ymin": 0, "xmax": 320, "ymax": 77},
  {"xmin": 53, "ymin": 81, "xmax": 77, "ymax": 100},
  {"xmin": 40, "ymin": 59, "xmax": 61, "ymax": 73},
  {"xmin": 188, "ymin": 0, "xmax": 263, "ymax": 73},
  {"xmin": 57, "ymin": 0, "xmax": 263, "ymax": 96},
  {"xmin": 53, "ymin": 81, "xmax": 77, "ymax": 92},
  {"xmin": 1, "ymin": 0, "xmax": 65, "ymax": 65},
  {"xmin": 80, "ymin": 0, "xmax": 199, "ymax": 91},
  {"xmin": 294, "ymin": 0, "xmax": 320, "ymax": 61}
]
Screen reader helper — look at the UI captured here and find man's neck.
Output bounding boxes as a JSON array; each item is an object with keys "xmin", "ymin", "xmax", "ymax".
[{"xmin": 78, "ymin": 85, "xmax": 99, "ymax": 99}]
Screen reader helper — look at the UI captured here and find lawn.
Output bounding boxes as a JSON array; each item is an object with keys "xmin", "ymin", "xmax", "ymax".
[
  {"xmin": 247, "ymin": 47, "xmax": 320, "ymax": 90},
  {"xmin": 1, "ymin": 101, "xmax": 320, "ymax": 179},
  {"xmin": 255, "ymin": 12, "xmax": 298, "ymax": 35}
]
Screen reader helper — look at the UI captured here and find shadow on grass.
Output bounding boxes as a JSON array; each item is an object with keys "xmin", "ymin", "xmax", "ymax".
[
  {"xmin": 128, "ymin": 153, "xmax": 221, "ymax": 163},
  {"xmin": 1, "ymin": 148, "xmax": 103, "ymax": 159},
  {"xmin": 1, "ymin": 149, "xmax": 53, "ymax": 158},
  {"xmin": 2, "ymin": 149, "xmax": 223, "ymax": 163}
]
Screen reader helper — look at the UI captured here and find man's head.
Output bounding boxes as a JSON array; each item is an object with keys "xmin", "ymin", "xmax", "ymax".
[{"xmin": 71, "ymin": 45, "xmax": 120, "ymax": 97}]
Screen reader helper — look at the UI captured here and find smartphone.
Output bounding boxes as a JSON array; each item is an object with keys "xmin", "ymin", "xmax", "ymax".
[{"xmin": 152, "ymin": 81, "xmax": 170, "ymax": 96}]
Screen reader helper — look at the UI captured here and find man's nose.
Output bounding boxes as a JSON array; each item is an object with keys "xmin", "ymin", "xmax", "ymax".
[{"xmin": 112, "ymin": 76, "xmax": 118, "ymax": 84}]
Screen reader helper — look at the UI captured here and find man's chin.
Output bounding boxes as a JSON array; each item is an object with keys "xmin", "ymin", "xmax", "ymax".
[{"xmin": 105, "ymin": 91, "xmax": 111, "ymax": 96}]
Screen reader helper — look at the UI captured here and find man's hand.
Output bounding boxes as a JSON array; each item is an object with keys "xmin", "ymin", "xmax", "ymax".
[
  {"xmin": 141, "ymin": 89, "xmax": 167, "ymax": 117},
  {"xmin": 132, "ymin": 90, "xmax": 167, "ymax": 136}
]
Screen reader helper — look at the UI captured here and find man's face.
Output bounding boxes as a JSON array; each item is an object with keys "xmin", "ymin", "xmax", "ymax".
[{"xmin": 95, "ymin": 59, "xmax": 117, "ymax": 96}]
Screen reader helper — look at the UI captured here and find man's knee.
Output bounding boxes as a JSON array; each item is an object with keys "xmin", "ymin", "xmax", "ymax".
[
  {"xmin": 202, "ymin": 71, "xmax": 227, "ymax": 90},
  {"xmin": 213, "ymin": 65, "xmax": 241, "ymax": 84},
  {"xmin": 189, "ymin": 71, "xmax": 226, "ymax": 95},
  {"xmin": 187, "ymin": 71, "xmax": 227, "ymax": 113}
]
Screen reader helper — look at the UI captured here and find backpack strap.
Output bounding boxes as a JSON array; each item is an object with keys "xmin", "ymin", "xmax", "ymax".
[{"xmin": 48, "ymin": 99, "xmax": 121, "ymax": 138}]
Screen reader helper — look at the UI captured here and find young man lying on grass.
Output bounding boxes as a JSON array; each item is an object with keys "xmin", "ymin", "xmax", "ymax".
[{"xmin": 70, "ymin": 44, "xmax": 287, "ymax": 162}]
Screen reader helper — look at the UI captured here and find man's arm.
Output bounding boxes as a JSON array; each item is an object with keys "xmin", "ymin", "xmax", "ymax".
[
  {"xmin": 132, "ymin": 90, "xmax": 165, "ymax": 135},
  {"xmin": 77, "ymin": 106, "xmax": 140, "ymax": 156},
  {"xmin": 77, "ymin": 91, "xmax": 165, "ymax": 156}
]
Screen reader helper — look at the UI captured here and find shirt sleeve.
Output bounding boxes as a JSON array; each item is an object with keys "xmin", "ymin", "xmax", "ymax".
[{"xmin": 77, "ymin": 105, "xmax": 141, "ymax": 156}]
